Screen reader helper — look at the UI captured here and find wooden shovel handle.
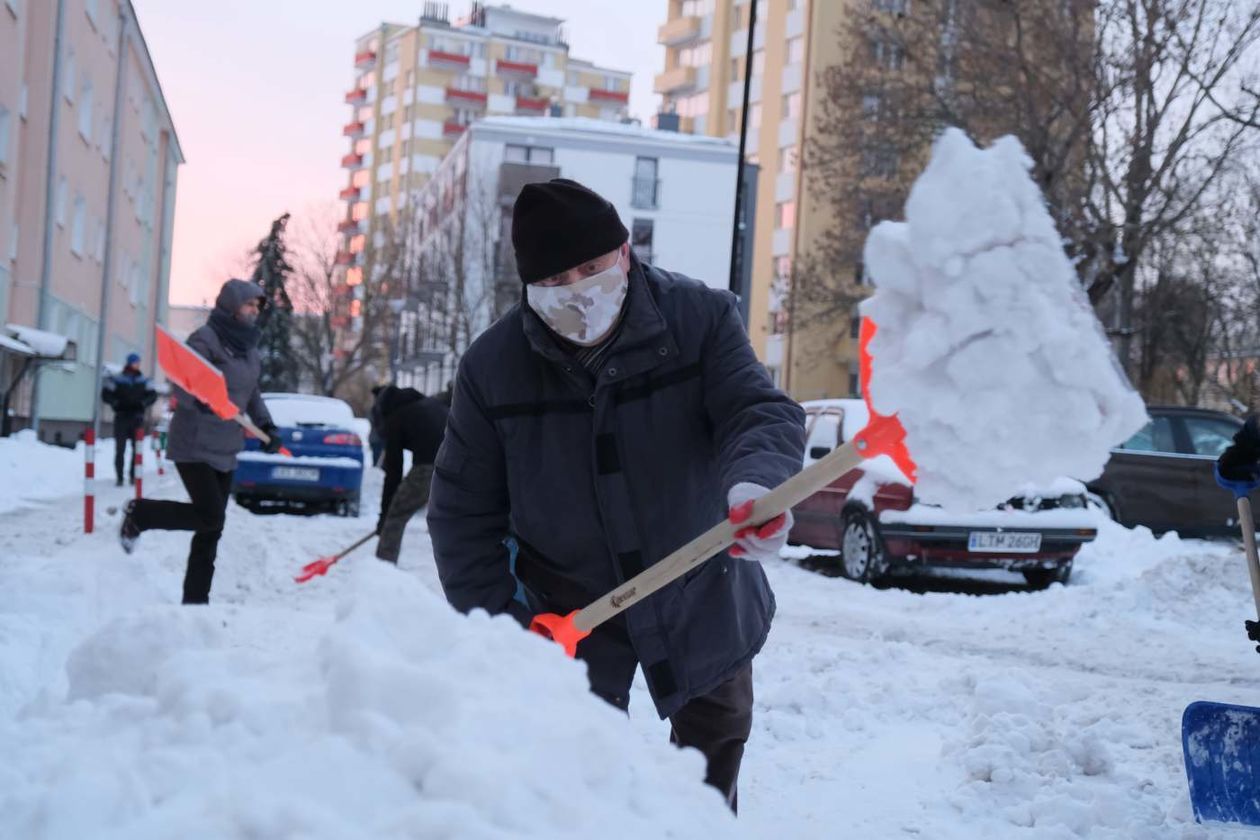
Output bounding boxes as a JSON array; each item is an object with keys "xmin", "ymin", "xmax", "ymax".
[
  {"xmin": 234, "ymin": 413, "xmax": 292, "ymax": 457},
  {"xmin": 1236, "ymin": 496, "xmax": 1260, "ymax": 618}
]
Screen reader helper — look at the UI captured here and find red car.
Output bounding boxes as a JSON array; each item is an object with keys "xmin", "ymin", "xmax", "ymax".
[{"xmin": 788, "ymin": 400, "xmax": 1099, "ymax": 588}]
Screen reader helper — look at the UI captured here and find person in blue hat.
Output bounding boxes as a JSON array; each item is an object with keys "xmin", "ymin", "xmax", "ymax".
[{"xmin": 101, "ymin": 351, "xmax": 157, "ymax": 486}]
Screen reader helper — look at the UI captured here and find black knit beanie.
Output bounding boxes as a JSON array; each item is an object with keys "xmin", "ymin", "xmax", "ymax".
[{"xmin": 511, "ymin": 178, "xmax": 629, "ymax": 284}]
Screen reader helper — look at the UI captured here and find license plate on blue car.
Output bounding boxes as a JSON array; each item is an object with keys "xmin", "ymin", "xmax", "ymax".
[
  {"xmin": 272, "ymin": 466, "xmax": 319, "ymax": 482},
  {"xmin": 967, "ymin": 532, "xmax": 1042, "ymax": 553}
]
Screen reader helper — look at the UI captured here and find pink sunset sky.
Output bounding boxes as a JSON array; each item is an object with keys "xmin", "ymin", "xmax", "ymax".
[{"xmin": 130, "ymin": 0, "xmax": 664, "ymax": 306}]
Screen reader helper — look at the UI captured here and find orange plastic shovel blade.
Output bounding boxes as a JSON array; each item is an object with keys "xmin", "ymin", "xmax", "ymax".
[
  {"xmin": 294, "ymin": 556, "xmax": 338, "ymax": 584},
  {"xmin": 529, "ymin": 611, "xmax": 591, "ymax": 658},
  {"xmin": 857, "ymin": 318, "xmax": 919, "ymax": 482},
  {"xmin": 155, "ymin": 325, "xmax": 238, "ymax": 420}
]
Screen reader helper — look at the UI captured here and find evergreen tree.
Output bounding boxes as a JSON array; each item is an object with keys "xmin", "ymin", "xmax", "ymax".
[{"xmin": 250, "ymin": 212, "xmax": 298, "ymax": 391}]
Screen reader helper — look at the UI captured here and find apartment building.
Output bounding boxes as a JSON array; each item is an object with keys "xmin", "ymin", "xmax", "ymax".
[
  {"xmin": 331, "ymin": 2, "xmax": 633, "ymax": 347},
  {"xmin": 656, "ymin": 0, "xmax": 809, "ymax": 390},
  {"xmin": 389, "ymin": 115, "xmax": 740, "ymax": 392},
  {"xmin": 0, "ymin": 0, "xmax": 182, "ymax": 440}
]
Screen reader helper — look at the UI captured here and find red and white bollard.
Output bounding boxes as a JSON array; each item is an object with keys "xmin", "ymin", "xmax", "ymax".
[
  {"xmin": 134, "ymin": 426, "xmax": 144, "ymax": 500},
  {"xmin": 152, "ymin": 431, "xmax": 165, "ymax": 476},
  {"xmin": 84, "ymin": 428, "xmax": 95, "ymax": 534}
]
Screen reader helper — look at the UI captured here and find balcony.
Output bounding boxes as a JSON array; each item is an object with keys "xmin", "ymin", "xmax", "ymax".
[
  {"xmin": 496, "ymin": 59, "xmax": 538, "ymax": 78},
  {"xmin": 338, "ymin": 186, "xmax": 361, "ymax": 201},
  {"xmin": 340, "ymin": 153, "xmax": 365, "ymax": 169},
  {"xmin": 344, "ymin": 88, "xmax": 368, "ymax": 105},
  {"xmin": 354, "ymin": 50, "xmax": 376, "ymax": 69},
  {"xmin": 446, "ymin": 87, "xmax": 488, "ymax": 107},
  {"xmin": 442, "ymin": 120, "xmax": 469, "ymax": 138},
  {"xmin": 342, "ymin": 120, "xmax": 366, "ymax": 138},
  {"xmin": 428, "ymin": 49, "xmax": 471, "ymax": 69},
  {"xmin": 334, "ymin": 251, "xmax": 354, "ymax": 266},
  {"xmin": 588, "ymin": 87, "xmax": 630, "ymax": 104},
  {"xmin": 658, "ymin": 15, "xmax": 701, "ymax": 46},
  {"xmin": 515, "ymin": 95, "xmax": 549, "ymax": 113},
  {"xmin": 337, "ymin": 219, "xmax": 361, "ymax": 234},
  {"xmin": 653, "ymin": 65, "xmax": 697, "ymax": 95}
]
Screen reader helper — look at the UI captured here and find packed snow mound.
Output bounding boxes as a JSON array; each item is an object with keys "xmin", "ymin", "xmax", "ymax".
[
  {"xmin": 1, "ymin": 565, "xmax": 739, "ymax": 839},
  {"xmin": 861, "ymin": 129, "xmax": 1147, "ymax": 511},
  {"xmin": 0, "ymin": 431, "xmax": 83, "ymax": 515}
]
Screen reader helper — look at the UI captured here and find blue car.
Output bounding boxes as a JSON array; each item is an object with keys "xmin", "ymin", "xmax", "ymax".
[{"xmin": 232, "ymin": 393, "xmax": 366, "ymax": 517}]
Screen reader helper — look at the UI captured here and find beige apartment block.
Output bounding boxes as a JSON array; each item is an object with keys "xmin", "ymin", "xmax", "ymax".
[
  {"xmin": 331, "ymin": 2, "xmax": 632, "ymax": 346},
  {"xmin": 656, "ymin": 0, "xmax": 809, "ymax": 390},
  {"xmin": 0, "ymin": 0, "xmax": 181, "ymax": 440}
]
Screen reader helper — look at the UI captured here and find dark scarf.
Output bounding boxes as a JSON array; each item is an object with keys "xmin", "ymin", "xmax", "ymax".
[{"xmin": 208, "ymin": 307, "xmax": 260, "ymax": 355}]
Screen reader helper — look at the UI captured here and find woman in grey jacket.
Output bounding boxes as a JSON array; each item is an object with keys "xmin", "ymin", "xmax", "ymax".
[{"xmin": 120, "ymin": 279, "xmax": 280, "ymax": 604}]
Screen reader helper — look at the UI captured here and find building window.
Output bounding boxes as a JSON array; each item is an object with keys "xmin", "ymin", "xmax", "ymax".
[
  {"xmin": 85, "ymin": 0, "xmax": 97, "ymax": 25},
  {"xmin": 632, "ymin": 157, "xmax": 659, "ymax": 209},
  {"xmin": 503, "ymin": 144, "xmax": 554, "ymax": 164},
  {"xmin": 749, "ymin": 103, "xmax": 761, "ymax": 129},
  {"xmin": 782, "ymin": 91, "xmax": 801, "ymax": 121},
  {"xmin": 681, "ymin": 0, "xmax": 713, "ymax": 15},
  {"xmin": 603, "ymin": 75, "xmax": 621, "ymax": 91},
  {"xmin": 862, "ymin": 92, "xmax": 882, "ymax": 120},
  {"xmin": 78, "ymin": 79, "xmax": 93, "ymax": 140},
  {"xmin": 631, "ymin": 218, "xmax": 654, "ymax": 264},
  {"xmin": 779, "ymin": 146, "xmax": 797, "ymax": 174},
  {"xmin": 730, "ymin": 57, "xmax": 741, "ymax": 82},
  {"xmin": 861, "ymin": 146, "xmax": 899, "ymax": 178},
  {"xmin": 0, "ymin": 107, "xmax": 10, "ymax": 164},
  {"xmin": 787, "ymin": 37, "xmax": 805, "ymax": 65},
  {"xmin": 870, "ymin": 37, "xmax": 905, "ymax": 71},
  {"xmin": 71, "ymin": 195, "xmax": 86, "ymax": 255},
  {"xmin": 873, "ymin": 0, "xmax": 910, "ymax": 12},
  {"xmin": 680, "ymin": 42, "xmax": 712, "ymax": 68},
  {"xmin": 752, "ymin": 50, "xmax": 765, "ymax": 77},
  {"xmin": 567, "ymin": 69, "xmax": 580, "ymax": 85},
  {"xmin": 55, "ymin": 178, "xmax": 67, "ymax": 226},
  {"xmin": 452, "ymin": 75, "xmax": 487, "ymax": 92},
  {"xmin": 6, "ymin": 0, "xmax": 20, "ymax": 18},
  {"xmin": 776, "ymin": 200, "xmax": 795, "ymax": 229},
  {"xmin": 63, "ymin": 52, "xmax": 76, "ymax": 102}
]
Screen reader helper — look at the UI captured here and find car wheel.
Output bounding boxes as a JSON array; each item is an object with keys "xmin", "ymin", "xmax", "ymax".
[
  {"xmin": 1085, "ymin": 490, "xmax": 1116, "ymax": 521},
  {"xmin": 347, "ymin": 497, "xmax": 361, "ymax": 518},
  {"xmin": 840, "ymin": 509, "xmax": 886, "ymax": 584},
  {"xmin": 1023, "ymin": 561, "xmax": 1072, "ymax": 590}
]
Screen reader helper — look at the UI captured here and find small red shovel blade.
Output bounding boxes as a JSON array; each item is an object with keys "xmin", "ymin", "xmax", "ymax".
[
  {"xmin": 529, "ymin": 610, "xmax": 591, "ymax": 658},
  {"xmin": 294, "ymin": 555, "xmax": 338, "ymax": 583}
]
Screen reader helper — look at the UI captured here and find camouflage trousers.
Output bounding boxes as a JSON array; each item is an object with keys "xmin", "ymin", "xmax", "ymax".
[{"xmin": 375, "ymin": 464, "xmax": 434, "ymax": 563}]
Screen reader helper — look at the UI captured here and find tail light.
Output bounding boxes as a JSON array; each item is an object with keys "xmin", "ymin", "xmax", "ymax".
[{"xmin": 323, "ymin": 432, "xmax": 362, "ymax": 446}]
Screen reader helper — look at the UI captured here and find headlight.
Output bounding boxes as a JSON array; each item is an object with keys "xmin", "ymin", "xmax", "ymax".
[{"xmin": 1059, "ymin": 494, "xmax": 1086, "ymax": 509}]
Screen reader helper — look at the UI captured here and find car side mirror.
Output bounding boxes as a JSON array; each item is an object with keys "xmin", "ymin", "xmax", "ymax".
[{"xmin": 809, "ymin": 446, "xmax": 831, "ymax": 460}]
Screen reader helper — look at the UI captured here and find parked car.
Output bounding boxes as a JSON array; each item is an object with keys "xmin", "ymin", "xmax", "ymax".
[
  {"xmin": 788, "ymin": 399, "xmax": 1098, "ymax": 588},
  {"xmin": 232, "ymin": 393, "xmax": 365, "ymax": 517},
  {"xmin": 1085, "ymin": 405, "xmax": 1243, "ymax": 537}
]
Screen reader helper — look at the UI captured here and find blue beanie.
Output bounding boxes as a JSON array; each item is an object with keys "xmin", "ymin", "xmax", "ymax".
[{"xmin": 126, "ymin": 352, "xmax": 141, "ymax": 366}]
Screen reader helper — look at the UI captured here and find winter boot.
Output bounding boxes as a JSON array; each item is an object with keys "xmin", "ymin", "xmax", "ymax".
[
  {"xmin": 119, "ymin": 500, "xmax": 141, "ymax": 554},
  {"xmin": 115, "ymin": 476, "xmax": 124, "ymax": 487}
]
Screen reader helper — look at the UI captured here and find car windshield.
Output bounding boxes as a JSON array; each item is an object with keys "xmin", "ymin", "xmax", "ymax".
[{"xmin": 264, "ymin": 396, "xmax": 356, "ymax": 428}]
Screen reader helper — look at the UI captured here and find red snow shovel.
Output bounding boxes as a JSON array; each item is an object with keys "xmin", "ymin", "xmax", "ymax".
[
  {"xmin": 294, "ymin": 531, "xmax": 379, "ymax": 583},
  {"xmin": 1181, "ymin": 469, "xmax": 1260, "ymax": 828},
  {"xmin": 155, "ymin": 325, "xmax": 291, "ymax": 456},
  {"xmin": 529, "ymin": 318, "xmax": 919, "ymax": 656}
]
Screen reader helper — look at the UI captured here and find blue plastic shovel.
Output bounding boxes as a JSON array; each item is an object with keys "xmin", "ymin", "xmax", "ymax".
[{"xmin": 1182, "ymin": 469, "xmax": 1260, "ymax": 828}]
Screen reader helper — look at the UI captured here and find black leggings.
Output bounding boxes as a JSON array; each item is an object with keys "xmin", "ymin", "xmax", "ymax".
[{"xmin": 130, "ymin": 461, "xmax": 233, "ymax": 604}]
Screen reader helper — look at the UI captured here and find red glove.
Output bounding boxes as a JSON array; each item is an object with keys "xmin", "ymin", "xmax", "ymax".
[{"xmin": 727, "ymin": 482, "xmax": 792, "ymax": 562}]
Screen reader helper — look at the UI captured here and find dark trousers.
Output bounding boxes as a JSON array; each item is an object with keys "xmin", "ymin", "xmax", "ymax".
[
  {"xmin": 130, "ymin": 462, "xmax": 233, "ymax": 604},
  {"xmin": 113, "ymin": 414, "xmax": 144, "ymax": 482},
  {"xmin": 579, "ymin": 622, "xmax": 753, "ymax": 812},
  {"xmin": 514, "ymin": 541, "xmax": 752, "ymax": 812},
  {"xmin": 376, "ymin": 464, "xmax": 434, "ymax": 563}
]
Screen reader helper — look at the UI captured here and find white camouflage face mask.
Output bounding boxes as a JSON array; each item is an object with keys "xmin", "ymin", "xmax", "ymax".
[{"xmin": 526, "ymin": 260, "xmax": 629, "ymax": 346}]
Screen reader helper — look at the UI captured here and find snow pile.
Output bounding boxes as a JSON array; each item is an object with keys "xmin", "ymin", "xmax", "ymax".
[
  {"xmin": 0, "ymin": 563, "xmax": 739, "ymax": 839},
  {"xmin": 862, "ymin": 129, "xmax": 1147, "ymax": 511},
  {"xmin": 0, "ymin": 431, "xmax": 83, "ymax": 515}
]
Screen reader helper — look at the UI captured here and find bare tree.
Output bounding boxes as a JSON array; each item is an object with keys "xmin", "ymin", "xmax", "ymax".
[
  {"xmin": 794, "ymin": 0, "xmax": 1260, "ymax": 376},
  {"xmin": 286, "ymin": 205, "xmax": 394, "ymax": 402}
]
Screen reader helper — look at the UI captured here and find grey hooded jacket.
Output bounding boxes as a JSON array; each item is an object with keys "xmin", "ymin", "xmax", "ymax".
[
  {"xmin": 165, "ymin": 280, "xmax": 273, "ymax": 472},
  {"xmin": 427, "ymin": 260, "xmax": 805, "ymax": 718}
]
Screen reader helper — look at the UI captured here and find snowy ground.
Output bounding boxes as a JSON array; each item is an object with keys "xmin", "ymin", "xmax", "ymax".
[{"xmin": 3, "ymin": 438, "xmax": 1260, "ymax": 837}]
